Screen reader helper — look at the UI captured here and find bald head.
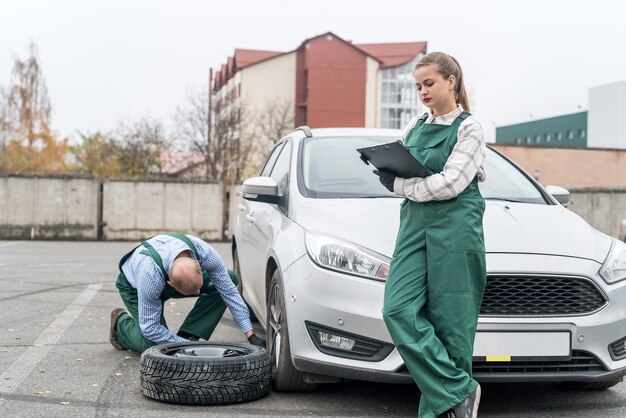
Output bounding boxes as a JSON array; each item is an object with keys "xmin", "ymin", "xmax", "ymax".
[{"xmin": 168, "ymin": 257, "xmax": 202, "ymax": 295}]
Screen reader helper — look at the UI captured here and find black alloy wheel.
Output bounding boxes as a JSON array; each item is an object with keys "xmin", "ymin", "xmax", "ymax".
[{"xmin": 267, "ymin": 269, "xmax": 318, "ymax": 392}]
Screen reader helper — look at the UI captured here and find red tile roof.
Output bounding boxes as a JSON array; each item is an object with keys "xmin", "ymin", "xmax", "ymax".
[
  {"xmin": 161, "ymin": 151, "xmax": 207, "ymax": 176},
  {"xmin": 234, "ymin": 49, "xmax": 284, "ymax": 69},
  {"xmin": 212, "ymin": 38, "xmax": 427, "ymax": 90},
  {"xmin": 356, "ymin": 42, "xmax": 427, "ymax": 68},
  {"xmin": 296, "ymin": 31, "xmax": 382, "ymax": 63}
]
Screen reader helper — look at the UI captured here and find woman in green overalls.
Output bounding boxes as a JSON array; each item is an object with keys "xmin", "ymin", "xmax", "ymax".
[{"xmin": 374, "ymin": 52, "xmax": 487, "ymax": 417}]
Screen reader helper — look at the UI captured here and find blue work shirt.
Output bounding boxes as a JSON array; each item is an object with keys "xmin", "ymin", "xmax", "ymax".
[{"xmin": 121, "ymin": 234, "xmax": 252, "ymax": 344}]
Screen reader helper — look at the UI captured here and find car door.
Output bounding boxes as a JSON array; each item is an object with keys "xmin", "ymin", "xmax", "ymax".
[
  {"xmin": 244, "ymin": 140, "xmax": 292, "ymax": 313},
  {"xmin": 237, "ymin": 141, "xmax": 287, "ymax": 310}
]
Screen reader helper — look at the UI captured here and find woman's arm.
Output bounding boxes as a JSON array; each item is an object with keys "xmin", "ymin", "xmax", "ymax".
[{"xmin": 393, "ymin": 119, "xmax": 486, "ymax": 202}]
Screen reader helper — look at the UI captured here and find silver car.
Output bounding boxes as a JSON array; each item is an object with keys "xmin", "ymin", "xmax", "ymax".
[{"xmin": 233, "ymin": 126, "xmax": 626, "ymax": 391}]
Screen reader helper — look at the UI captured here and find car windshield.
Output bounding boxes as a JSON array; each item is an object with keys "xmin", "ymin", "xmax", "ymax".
[
  {"xmin": 301, "ymin": 136, "xmax": 395, "ymax": 198},
  {"xmin": 479, "ymin": 148, "xmax": 547, "ymax": 204},
  {"xmin": 301, "ymin": 136, "xmax": 548, "ymax": 204}
]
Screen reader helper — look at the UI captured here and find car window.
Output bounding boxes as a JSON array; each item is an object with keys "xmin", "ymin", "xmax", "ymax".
[
  {"xmin": 301, "ymin": 136, "xmax": 396, "ymax": 198},
  {"xmin": 270, "ymin": 141, "xmax": 292, "ymax": 186},
  {"xmin": 259, "ymin": 142, "xmax": 285, "ymax": 177},
  {"xmin": 478, "ymin": 148, "xmax": 548, "ymax": 204},
  {"xmin": 300, "ymin": 136, "xmax": 548, "ymax": 203}
]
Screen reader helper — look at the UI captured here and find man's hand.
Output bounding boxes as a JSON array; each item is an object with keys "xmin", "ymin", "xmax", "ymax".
[
  {"xmin": 247, "ymin": 333, "xmax": 266, "ymax": 349},
  {"xmin": 373, "ymin": 169, "xmax": 396, "ymax": 192}
]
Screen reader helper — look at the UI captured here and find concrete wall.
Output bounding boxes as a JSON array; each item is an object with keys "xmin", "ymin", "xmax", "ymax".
[
  {"xmin": 102, "ymin": 180, "xmax": 223, "ymax": 241},
  {"xmin": 568, "ymin": 188, "xmax": 626, "ymax": 240},
  {"xmin": 2, "ymin": 176, "xmax": 626, "ymax": 242},
  {"xmin": 0, "ymin": 175, "xmax": 98, "ymax": 239}
]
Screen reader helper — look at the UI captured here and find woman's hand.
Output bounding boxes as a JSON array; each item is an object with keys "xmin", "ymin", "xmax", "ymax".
[{"xmin": 373, "ymin": 169, "xmax": 395, "ymax": 192}]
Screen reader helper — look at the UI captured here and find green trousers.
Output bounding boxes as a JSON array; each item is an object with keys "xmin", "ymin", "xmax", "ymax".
[
  {"xmin": 115, "ymin": 269, "xmax": 238, "ymax": 353},
  {"xmin": 383, "ymin": 195, "xmax": 486, "ymax": 417}
]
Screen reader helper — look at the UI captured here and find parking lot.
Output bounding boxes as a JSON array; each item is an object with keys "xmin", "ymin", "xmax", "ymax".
[{"xmin": 1, "ymin": 240, "xmax": 626, "ymax": 417}]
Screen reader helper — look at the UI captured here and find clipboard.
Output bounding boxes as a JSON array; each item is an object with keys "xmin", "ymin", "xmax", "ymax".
[{"xmin": 357, "ymin": 140, "xmax": 432, "ymax": 178}]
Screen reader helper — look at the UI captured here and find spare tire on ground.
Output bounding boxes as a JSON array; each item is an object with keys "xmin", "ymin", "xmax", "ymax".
[{"xmin": 140, "ymin": 341, "xmax": 271, "ymax": 405}]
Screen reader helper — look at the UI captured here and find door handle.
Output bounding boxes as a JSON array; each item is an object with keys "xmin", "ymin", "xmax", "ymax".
[{"xmin": 246, "ymin": 214, "xmax": 255, "ymax": 223}]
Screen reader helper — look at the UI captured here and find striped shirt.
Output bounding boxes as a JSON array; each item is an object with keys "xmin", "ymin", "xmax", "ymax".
[
  {"xmin": 121, "ymin": 235, "xmax": 252, "ymax": 344},
  {"xmin": 393, "ymin": 105, "xmax": 486, "ymax": 202}
]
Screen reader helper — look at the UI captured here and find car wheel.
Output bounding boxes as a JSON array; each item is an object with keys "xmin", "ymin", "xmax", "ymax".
[
  {"xmin": 140, "ymin": 341, "xmax": 271, "ymax": 405},
  {"xmin": 233, "ymin": 246, "xmax": 258, "ymax": 323},
  {"xmin": 267, "ymin": 269, "xmax": 319, "ymax": 392},
  {"xmin": 562, "ymin": 380, "xmax": 621, "ymax": 390}
]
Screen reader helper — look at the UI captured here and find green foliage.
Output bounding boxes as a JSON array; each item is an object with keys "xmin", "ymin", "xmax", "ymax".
[{"xmin": 72, "ymin": 117, "xmax": 169, "ymax": 179}]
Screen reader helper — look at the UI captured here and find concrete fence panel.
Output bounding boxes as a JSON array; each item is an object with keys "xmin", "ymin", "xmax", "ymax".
[
  {"xmin": 102, "ymin": 180, "xmax": 223, "ymax": 241},
  {"xmin": 0, "ymin": 175, "xmax": 98, "ymax": 239},
  {"xmin": 569, "ymin": 188, "xmax": 626, "ymax": 240}
]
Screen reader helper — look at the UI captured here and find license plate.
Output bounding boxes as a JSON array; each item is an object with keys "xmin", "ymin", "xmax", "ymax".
[{"xmin": 473, "ymin": 332, "xmax": 571, "ymax": 361}]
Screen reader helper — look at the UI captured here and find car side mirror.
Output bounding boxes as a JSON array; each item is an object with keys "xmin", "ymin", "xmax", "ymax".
[
  {"xmin": 545, "ymin": 185, "xmax": 571, "ymax": 207},
  {"xmin": 241, "ymin": 176, "xmax": 280, "ymax": 204}
]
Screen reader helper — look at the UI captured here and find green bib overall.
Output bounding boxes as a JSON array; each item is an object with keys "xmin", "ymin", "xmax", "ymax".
[
  {"xmin": 382, "ymin": 113, "xmax": 486, "ymax": 417},
  {"xmin": 114, "ymin": 233, "xmax": 238, "ymax": 353}
]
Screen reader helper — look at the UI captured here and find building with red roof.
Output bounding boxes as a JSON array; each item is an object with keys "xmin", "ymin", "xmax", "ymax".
[
  {"xmin": 213, "ymin": 32, "xmax": 427, "ymax": 131},
  {"xmin": 208, "ymin": 32, "xmax": 427, "ymax": 177}
]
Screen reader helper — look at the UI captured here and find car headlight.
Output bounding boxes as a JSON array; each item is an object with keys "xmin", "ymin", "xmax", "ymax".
[
  {"xmin": 305, "ymin": 231, "xmax": 390, "ymax": 281},
  {"xmin": 599, "ymin": 239, "xmax": 626, "ymax": 285}
]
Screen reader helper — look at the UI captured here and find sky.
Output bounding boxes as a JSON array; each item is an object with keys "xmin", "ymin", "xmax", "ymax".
[{"xmin": 1, "ymin": 0, "xmax": 625, "ymax": 143}]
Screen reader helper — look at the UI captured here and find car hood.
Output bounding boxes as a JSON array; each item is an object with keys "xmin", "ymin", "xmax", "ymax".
[
  {"xmin": 483, "ymin": 201, "xmax": 611, "ymax": 263},
  {"xmin": 291, "ymin": 198, "xmax": 612, "ymax": 263}
]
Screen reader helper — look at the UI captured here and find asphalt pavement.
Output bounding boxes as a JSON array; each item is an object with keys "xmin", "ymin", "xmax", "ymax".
[{"xmin": 1, "ymin": 240, "xmax": 626, "ymax": 417}]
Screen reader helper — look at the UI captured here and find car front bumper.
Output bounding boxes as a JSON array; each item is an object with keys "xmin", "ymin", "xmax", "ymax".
[{"xmin": 281, "ymin": 253, "xmax": 626, "ymax": 383}]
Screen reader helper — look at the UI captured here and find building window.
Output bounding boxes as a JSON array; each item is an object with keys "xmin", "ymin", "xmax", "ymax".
[
  {"xmin": 380, "ymin": 55, "xmax": 423, "ymax": 129},
  {"xmin": 545, "ymin": 133, "xmax": 551, "ymax": 142},
  {"xmin": 525, "ymin": 136, "xmax": 531, "ymax": 144},
  {"xmin": 567, "ymin": 130, "xmax": 574, "ymax": 140},
  {"xmin": 515, "ymin": 137, "xmax": 521, "ymax": 144},
  {"xmin": 556, "ymin": 132, "xmax": 562, "ymax": 141},
  {"xmin": 579, "ymin": 128, "xmax": 586, "ymax": 138},
  {"xmin": 535, "ymin": 135, "xmax": 541, "ymax": 144}
]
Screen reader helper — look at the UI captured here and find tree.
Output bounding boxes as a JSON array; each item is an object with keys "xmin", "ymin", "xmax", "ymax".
[
  {"xmin": 0, "ymin": 42, "xmax": 70, "ymax": 174},
  {"xmin": 174, "ymin": 85, "xmax": 248, "ymax": 181},
  {"xmin": 113, "ymin": 117, "xmax": 168, "ymax": 177},
  {"xmin": 173, "ymin": 88, "xmax": 295, "ymax": 182},
  {"xmin": 256, "ymin": 97, "xmax": 295, "ymax": 148},
  {"xmin": 238, "ymin": 96, "xmax": 294, "ymax": 179},
  {"xmin": 71, "ymin": 132, "xmax": 123, "ymax": 178},
  {"xmin": 72, "ymin": 117, "xmax": 170, "ymax": 179}
]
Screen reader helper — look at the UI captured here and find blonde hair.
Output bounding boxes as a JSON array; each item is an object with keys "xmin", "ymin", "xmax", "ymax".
[{"xmin": 415, "ymin": 52, "xmax": 470, "ymax": 112}]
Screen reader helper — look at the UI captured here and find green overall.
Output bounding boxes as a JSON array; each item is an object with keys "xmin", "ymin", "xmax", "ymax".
[
  {"xmin": 383, "ymin": 112, "xmax": 486, "ymax": 417},
  {"xmin": 114, "ymin": 233, "xmax": 238, "ymax": 353}
]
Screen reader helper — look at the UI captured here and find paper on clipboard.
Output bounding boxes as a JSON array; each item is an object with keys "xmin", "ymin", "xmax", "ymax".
[{"xmin": 357, "ymin": 140, "xmax": 432, "ymax": 178}]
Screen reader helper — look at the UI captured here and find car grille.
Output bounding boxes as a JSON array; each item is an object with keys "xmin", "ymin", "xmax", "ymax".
[
  {"xmin": 480, "ymin": 275, "xmax": 607, "ymax": 316},
  {"xmin": 473, "ymin": 350, "xmax": 606, "ymax": 374}
]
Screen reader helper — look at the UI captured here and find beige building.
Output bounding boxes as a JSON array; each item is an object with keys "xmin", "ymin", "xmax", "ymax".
[{"xmin": 212, "ymin": 32, "xmax": 428, "ymax": 178}]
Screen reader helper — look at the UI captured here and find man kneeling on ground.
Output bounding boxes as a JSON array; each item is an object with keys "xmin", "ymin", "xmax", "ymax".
[{"xmin": 109, "ymin": 233, "xmax": 264, "ymax": 352}]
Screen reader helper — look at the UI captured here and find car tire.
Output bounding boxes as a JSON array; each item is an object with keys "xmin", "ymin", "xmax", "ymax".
[
  {"xmin": 233, "ymin": 246, "xmax": 258, "ymax": 323},
  {"xmin": 140, "ymin": 341, "xmax": 271, "ymax": 405},
  {"xmin": 267, "ymin": 269, "xmax": 319, "ymax": 392},
  {"xmin": 562, "ymin": 380, "xmax": 621, "ymax": 390}
]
